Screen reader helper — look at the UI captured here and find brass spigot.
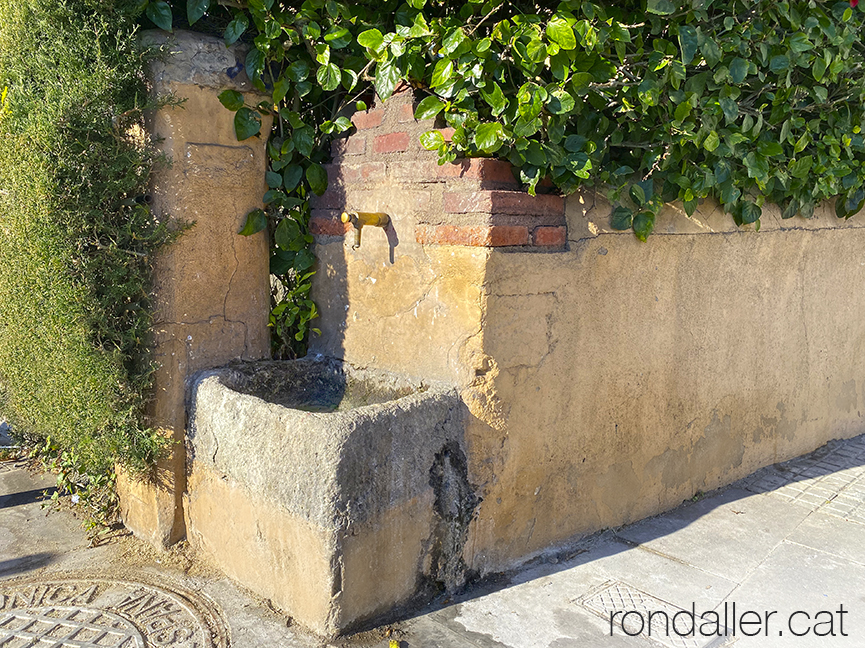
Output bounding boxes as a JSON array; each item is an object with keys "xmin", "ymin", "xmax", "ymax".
[{"xmin": 341, "ymin": 211, "xmax": 390, "ymax": 249}]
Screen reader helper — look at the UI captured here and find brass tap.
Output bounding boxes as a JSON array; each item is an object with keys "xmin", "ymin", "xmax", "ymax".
[{"xmin": 340, "ymin": 211, "xmax": 390, "ymax": 249}]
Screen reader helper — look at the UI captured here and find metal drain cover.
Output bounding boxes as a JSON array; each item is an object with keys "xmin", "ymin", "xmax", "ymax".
[
  {"xmin": 579, "ymin": 580, "xmax": 730, "ymax": 648},
  {"xmin": 0, "ymin": 576, "xmax": 228, "ymax": 648}
]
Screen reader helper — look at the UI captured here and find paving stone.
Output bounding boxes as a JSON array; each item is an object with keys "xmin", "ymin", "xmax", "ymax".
[
  {"xmin": 722, "ymin": 541, "xmax": 865, "ymax": 647},
  {"xmin": 615, "ymin": 488, "xmax": 811, "ymax": 581},
  {"xmin": 5, "ymin": 432, "xmax": 865, "ymax": 648},
  {"xmin": 786, "ymin": 511, "xmax": 865, "ymax": 565}
]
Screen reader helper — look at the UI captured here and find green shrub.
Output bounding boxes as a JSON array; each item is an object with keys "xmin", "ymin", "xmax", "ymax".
[
  {"xmin": 155, "ymin": 0, "xmax": 865, "ymax": 349},
  {"xmin": 0, "ymin": 0, "xmax": 173, "ymax": 477}
]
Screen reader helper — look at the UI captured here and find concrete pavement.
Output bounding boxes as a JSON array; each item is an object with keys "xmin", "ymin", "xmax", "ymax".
[{"xmin": 2, "ymin": 424, "xmax": 865, "ymax": 647}]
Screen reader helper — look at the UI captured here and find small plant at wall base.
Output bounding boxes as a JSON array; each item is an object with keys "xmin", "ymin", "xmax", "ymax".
[
  {"xmin": 162, "ymin": 0, "xmax": 864, "ymax": 347},
  {"xmin": 0, "ymin": 0, "xmax": 176, "ymax": 515}
]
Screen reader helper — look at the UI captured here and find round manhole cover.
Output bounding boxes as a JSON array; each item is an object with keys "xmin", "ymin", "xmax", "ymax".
[{"xmin": 0, "ymin": 575, "xmax": 228, "ymax": 648}]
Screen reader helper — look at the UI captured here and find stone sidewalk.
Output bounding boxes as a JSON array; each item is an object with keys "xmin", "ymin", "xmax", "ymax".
[{"xmin": 2, "ymin": 425, "xmax": 865, "ymax": 648}]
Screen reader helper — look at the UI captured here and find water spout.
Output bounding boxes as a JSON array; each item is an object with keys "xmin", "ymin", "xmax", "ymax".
[{"xmin": 341, "ymin": 211, "xmax": 390, "ymax": 249}]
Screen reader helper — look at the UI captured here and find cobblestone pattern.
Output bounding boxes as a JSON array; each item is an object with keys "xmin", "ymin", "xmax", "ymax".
[{"xmin": 736, "ymin": 434, "xmax": 865, "ymax": 523}]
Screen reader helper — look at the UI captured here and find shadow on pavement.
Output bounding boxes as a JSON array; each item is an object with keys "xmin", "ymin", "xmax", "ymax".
[
  {"xmin": 382, "ymin": 433, "xmax": 865, "ymax": 632},
  {"xmin": 0, "ymin": 487, "xmax": 56, "ymax": 510},
  {"xmin": 0, "ymin": 553, "xmax": 55, "ymax": 578}
]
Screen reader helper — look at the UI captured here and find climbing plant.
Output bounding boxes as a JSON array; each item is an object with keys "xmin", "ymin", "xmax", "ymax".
[{"xmin": 157, "ymin": 0, "xmax": 864, "ymax": 350}]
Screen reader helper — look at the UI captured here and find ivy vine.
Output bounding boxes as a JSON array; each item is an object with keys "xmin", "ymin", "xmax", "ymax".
[{"xmin": 149, "ymin": 0, "xmax": 865, "ymax": 351}]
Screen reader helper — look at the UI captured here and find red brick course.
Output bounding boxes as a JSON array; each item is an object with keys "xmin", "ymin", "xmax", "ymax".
[
  {"xmin": 339, "ymin": 162, "xmax": 386, "ymax": 183},
  {"xmin": 351, "ymin": 109, "xmax": 384, "ymax": 130},
  {"xmin": 309, "ymin": 189, "xmax": 343, "ymax": 210},
  {"xmin": 532, "ymin": 226, "xmax": 567, "ymax": 247},
  {"xmin": 436, "ymin": 159, "xmax": 518, "ymax": 184},
  {"xmin": 398, "ymin": 103, "xmax": 416, "ymax": 123},
  {"xmin": 310, "ymin": 212, "xmax": 350, "ymax": 236},
  {"xmin": 374, "ymin": 131, "xmax": 411, "ymax": 154},
  {"xmin": 331, "ymin": 136, "xmax": 365, "ymax": 157}
]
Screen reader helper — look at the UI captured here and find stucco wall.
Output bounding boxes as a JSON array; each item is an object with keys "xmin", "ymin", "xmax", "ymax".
[
  {"xmin": 464, "ymin": 197, "xmax": 865, "ymax": 573},
  {"xmin": 311, "ymin": 90, "xmax": 865, "ymax": 578},
  {"xmin": 118, "ymin": 31, "xmax": 271, "ymax": 547}
]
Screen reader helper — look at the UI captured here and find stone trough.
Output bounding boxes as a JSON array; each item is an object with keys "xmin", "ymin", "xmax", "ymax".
[{"xmin": 184, "ymin": 358, "xmax": 475, "ymax": 636}]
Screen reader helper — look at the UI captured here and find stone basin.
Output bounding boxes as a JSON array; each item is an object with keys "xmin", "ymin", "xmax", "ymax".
[{"xmin": 184, "ymin": 358, "xmax": 473, "ymax": 636}]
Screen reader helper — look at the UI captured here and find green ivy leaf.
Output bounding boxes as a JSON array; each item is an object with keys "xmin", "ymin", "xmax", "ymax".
[
  {"xmin": 375, "ymin": 59, "xmax": 400, "ymax": 101},
  {"xmin": 547, "ymin": 88, "xmax": 575, "ymax": 114},
  {"xmin": 266, "ymin": 171, "xmax": 282, "ymax": 189},
  {"xmin": 546, "ymin": 16, "xmax": 577, "ymax": 50},
  {"xmin": 739, "ymin": 201, "xmax": 761, "ymax": 224},
  {"xmin": 234, "ymin": 107, "xmax": 261, "ymax": 140},
  {"xmin": 474, "ymin": 123, "xmax": 505, "ymax": 152},
  {"xmin": 699, "ymin": 33, "xmax": 721, "ymax": 67},
  {"xmin": 757, "ymin": 141, "xmax": 784, "ymax": 157},
  {"xmin": 270, "ymin": 250, "xmax": 295, "ymax": 275},
  {"xmin": 306, "ymin": 163, "xmax": 328, "ymax": 196},
  {"xmin": 610, "ymin": 206, "xmax": 633, "ymax": 230},
  {"xmin": 275, "ymin": 218, "xmax": 301, "ymax": 249},
  {"xmin": 224, "ymin": 14, "xmax": 248, "ymax": 46},
  {"xmin": 813, "ymin": 57, "xmax": 827, "ymax": 82},
  {"xmin": 146, "ymin": 0, "xmax": 172, "ymax": 31},
  {"xmin": 358, "ymin": 28, "xmax": 384, "ymax": 51},
  {"xmin": 442, "ymin": 27, "xmax": 468, "ymax": 56},
  {"xmin": 238, "ymin": 209, "xmax": 267, "ymax": 236},
  {"xmin": 187, "ymin": 0, "xmax": 210, "ymax": 25},
  {"xmin": 415, "ymin": 96, "xmax": 446, "ymax": 120},
  {"xmin": 729, "ymin": 57, "xmax": 749, "ymax": 84},
  {"xmin": 719, "ymin": 97, "xmax": 738, "ymax": 123},
  {"xmin": 703, "ymin": 130, "xmax": 720, "ymax": 152},
  {"xmin": 781, "ymin": 199, "xmax": 799, "ymax": 219},
  {"xmin": 430, "ymin": 59, "xmax": 454, "ymax": 88},
  {"xmin": 790, "ymin": 156, "xmax": 813, "ymax": 179},
  {"xmin": 294, "ymin": 249, "xmax": 315, "ymax": 272},
  {"xmin": 246, "ymin": 48, "xmax": 265, "ymax": 80},
  {"xmin": 287, "ymin": 60, "xmax": 311, "ymax": 83},
  {"xmin": 647, "ymin": 0, "xmax": 675, "ymax": 14},
  {"xmin": 479, "ymin": 82, "xmax": 506, "ymax": 116},
  {"xmin": 282, "ymin": 165, "xmax": 304, "ymax": 192},
  {"xmin": 217, "ymin": 89, "xmax": 244, "ymax": 112},
  {"xmin": 787, "ymin": 33, "xmax": 813, "ymax": 52},
  {"xmin": 292, "ymin": 126, "xmax": 315, "ymax": 157},
  {"xmin": 324, "ymin": 26, "xmax": 352, "ymax": 49},
  {"xmin": 678, "ymin": 26, "xmax": 698, "ymax": 65},
  {"xmin": 272, "ymin": 78, "xmax": 291, "ymax": 105},
  {"xmin": 835, "ymin": 188, "xmax": 865, "ymax": 219},
  {"xmin": 632, "ymin": 211, "xmax": 655, "ymax": 241},
  {"xmin": 263, "ymin": 189, "xmax": 285, "ymax": 204},
  {"xmin": 317, "ymin": 63, "xmax": 341, "ymax": 92},
  {"xmin": 769, "ymin": 55, "xmax": 789, "ymax": 72},
  {"xmin": 673, "ymin": 101, "xmax": 692, "ymax": 122},
  {"xmin": 743, "ymin": 152, "xmax": 769, "ymax": 181},
  {"xmin": 420, "ymin": 130, "xmax": 446, "ymax": 150}
]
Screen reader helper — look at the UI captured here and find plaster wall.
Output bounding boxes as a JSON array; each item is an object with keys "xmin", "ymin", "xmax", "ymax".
[
  {"xmin": 311, "ymin": 91, "xmax": 865, "ymax": 576},
  {"xmin": 463, "ymin": 197, "xmax": 865, "ymax": 573},
  {"xmin": 117, "ymin": 31, "xmax": 271, "ymax": 547}
]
